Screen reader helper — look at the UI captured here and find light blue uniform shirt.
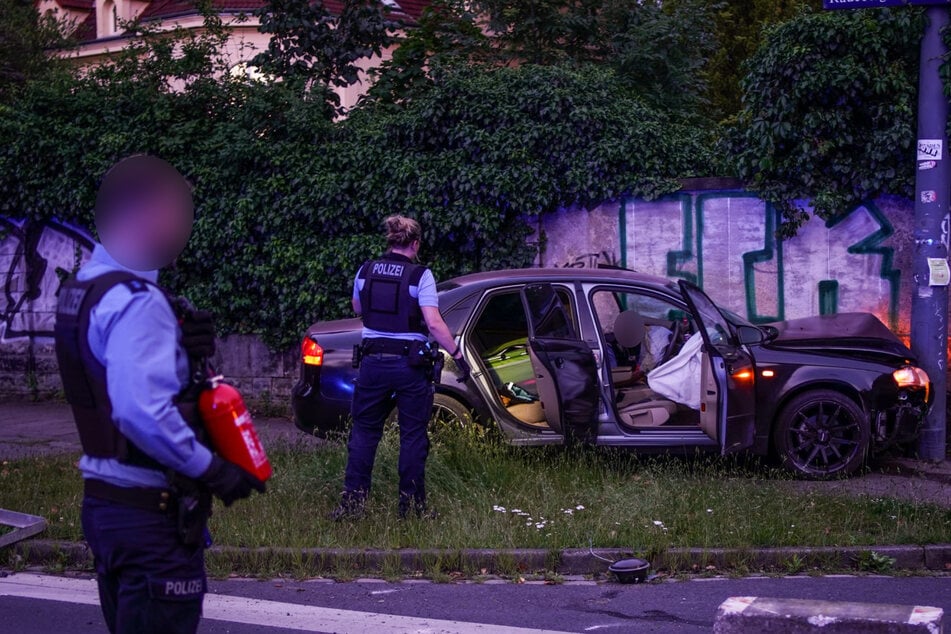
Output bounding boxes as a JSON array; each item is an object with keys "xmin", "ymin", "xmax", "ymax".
[
  {"xmin": 353, "ymin": 265, "xmax": 438, "ymax": 342},
  {"xmin": 76, "ymin": 244, "xmax": 213, "ymax": 488}
]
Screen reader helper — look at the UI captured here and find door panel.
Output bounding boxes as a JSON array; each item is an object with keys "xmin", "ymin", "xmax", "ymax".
[
  {"xmin": 699, "ymin": 351, "xmax": 718, "ymax": 440},
  {"xmin": 523, "ymin": 284, "xmax": 600, "ymax": 442},
  {"xmin": 679, "ymin": 281, "xmax": 756, "ymax": 454}
]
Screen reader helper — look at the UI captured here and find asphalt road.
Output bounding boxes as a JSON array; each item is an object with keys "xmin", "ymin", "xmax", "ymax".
[{"xmin": 1, "ymin": 572, "xmax": 950, "ymax": 633}]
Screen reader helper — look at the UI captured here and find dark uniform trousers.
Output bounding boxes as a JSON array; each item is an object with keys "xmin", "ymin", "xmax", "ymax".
[
  {"xmin": 345, "ymin": 353, "xmax": 434, "ymax": 510},
  {"xmin": 82, "ymin": 494, "xmax": 206, "ymax": 634}
]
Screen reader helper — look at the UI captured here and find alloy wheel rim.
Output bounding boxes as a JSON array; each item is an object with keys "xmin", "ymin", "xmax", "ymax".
[{"xmin": 787, "ymin": 400, "xmax": 863, "ymax": 475}]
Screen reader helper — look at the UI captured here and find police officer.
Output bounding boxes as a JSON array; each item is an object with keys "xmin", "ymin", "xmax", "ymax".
[
  {"xmin": 54, "ymin": 155, "xmax": 266, "ymax": 634},
  {"xmin": 332, "ymin": 215, "xmax": 470, "ymax": 520}
]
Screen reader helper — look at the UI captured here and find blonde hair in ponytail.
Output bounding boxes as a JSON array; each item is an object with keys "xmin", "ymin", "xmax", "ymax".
[{"xmin": 384, "ymin": 215, "xmax": 422, "ymax": 249}]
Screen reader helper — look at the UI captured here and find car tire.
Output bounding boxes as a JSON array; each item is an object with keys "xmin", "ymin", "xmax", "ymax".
[
  {"xmin": 386, "ymin": 393, "xmax": 472, "ymax": 433},
  {"xmin": 773, "ymin": 389, "xmax": 869, "ymax": 478}
]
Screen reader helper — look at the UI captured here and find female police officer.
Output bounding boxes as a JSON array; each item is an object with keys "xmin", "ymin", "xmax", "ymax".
[{"xmin": 331, "ymin": 215, "xmax": 469, "ymax": 520}]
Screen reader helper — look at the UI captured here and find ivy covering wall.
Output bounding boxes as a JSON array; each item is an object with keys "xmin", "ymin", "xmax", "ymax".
[{"xmin": 0, "ymin": 18, "xmax": 708, "ymax": 347}]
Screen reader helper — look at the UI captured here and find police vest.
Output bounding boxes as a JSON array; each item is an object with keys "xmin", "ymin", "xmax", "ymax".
[
  {"xmin": 357, "ymin": 253, "xmax": 428, "ymax": 335},
  {"xmin": 54, "ymin": 272, "xmax": 165, "ymax": 469}
]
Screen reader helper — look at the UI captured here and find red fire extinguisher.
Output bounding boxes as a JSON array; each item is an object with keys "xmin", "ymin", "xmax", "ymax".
[{"xmin": 198, "ymin": 374, "xmax": 273, "ymax": 482}]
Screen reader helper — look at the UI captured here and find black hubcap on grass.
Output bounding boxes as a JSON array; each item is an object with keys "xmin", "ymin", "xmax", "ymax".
[{"xmin": 786, "ymin": 400, "xmax": 862, "ymax": 475}]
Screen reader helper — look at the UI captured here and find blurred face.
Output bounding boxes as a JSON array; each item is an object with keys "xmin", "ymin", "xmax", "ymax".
[{"xmin": 95, "ymin": 156, "xmax": 193, "ymax": 272}]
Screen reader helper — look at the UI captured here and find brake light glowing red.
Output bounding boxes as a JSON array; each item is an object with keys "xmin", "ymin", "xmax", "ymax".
[{"xmin": 302, "ymin": 337, "xmax": 324, "ymax": 366}]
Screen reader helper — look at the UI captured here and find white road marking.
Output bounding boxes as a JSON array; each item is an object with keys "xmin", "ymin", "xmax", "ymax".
[{"xmin": 0, "ymin": 573, "xmax": 573, "ymax": 634}]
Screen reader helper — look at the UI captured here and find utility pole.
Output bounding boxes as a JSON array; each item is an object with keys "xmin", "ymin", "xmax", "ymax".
[
  {"xmin": 825, "ymin": 0, "xmax": 949, "ymax": 462},
  {"xmin": 910, "ymin": 6, "xmax": 950, "ymax": 462}
]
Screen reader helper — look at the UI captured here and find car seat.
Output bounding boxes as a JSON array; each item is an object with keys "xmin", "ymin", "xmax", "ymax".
[{"xmin": 612, "ymin": 310, "xmax": 677, "ymax": 427}]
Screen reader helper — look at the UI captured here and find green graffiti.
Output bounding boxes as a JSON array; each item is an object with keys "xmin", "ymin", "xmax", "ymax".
[
  {"xmin": 617, "ymin": 192, "xmax": 901, "ymax": 328},
  {"xmin": 818, "ymin": 280, "xmax": 839, "ymax": 315},
  {"xmin": 824, "ymin": 201, "xmax": 900, "ymax": 330},
  {"xmin": 619, "ymin": 194, "xmax": 698, "ymax": 284},
  {"xmin": 694, "ymin": 192, "xmax": 784, "ymax": 324}
]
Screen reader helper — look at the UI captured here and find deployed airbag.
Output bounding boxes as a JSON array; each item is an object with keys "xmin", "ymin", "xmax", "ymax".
[{"xmin": 647, "ymin": 333, "xmax": 704, "ymax": 410}]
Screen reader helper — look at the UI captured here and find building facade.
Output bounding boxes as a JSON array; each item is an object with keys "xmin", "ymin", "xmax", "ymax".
[{"xmin": 34, "ymin": 0, "xmax": 430, "ymax": 109}]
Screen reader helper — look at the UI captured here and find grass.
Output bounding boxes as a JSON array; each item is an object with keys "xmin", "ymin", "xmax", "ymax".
[{"xmin": 1, "ymin": 426, "xmax": 949, "ymax": 559}]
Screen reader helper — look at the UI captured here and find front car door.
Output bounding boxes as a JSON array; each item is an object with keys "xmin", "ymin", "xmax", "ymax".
[
  {"xmin": 522, "ymin": 284, "xmax": 600, "ymax": 443},
  {"xmin": 679, "ymin": 281, "xmax": 756, "ymax": 454}
]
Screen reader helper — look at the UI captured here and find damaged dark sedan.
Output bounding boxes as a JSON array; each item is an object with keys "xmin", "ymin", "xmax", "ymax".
[{"xmin": 293, "ymin": 268, "xmax": 931, "ymax": 477}]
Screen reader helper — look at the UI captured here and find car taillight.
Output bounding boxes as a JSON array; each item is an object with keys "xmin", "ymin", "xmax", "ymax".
[{"xmin": 302, "ymin": 336, "xmax": 324, "ymax": 366}]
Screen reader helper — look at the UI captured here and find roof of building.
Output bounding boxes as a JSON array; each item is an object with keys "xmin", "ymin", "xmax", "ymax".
[
  {"xmin": 49, "ymin": 0, "xmax": 430, "ymax": 44},
  {"xmin": 56, "ymin": 0, "xmax": 93, "ymax": 10}
]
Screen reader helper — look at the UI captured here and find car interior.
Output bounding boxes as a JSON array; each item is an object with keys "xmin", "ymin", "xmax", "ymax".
[
  {"xmin": 467, "ymin": 289, "xmax": 583, "ymax": 429},
  {"xmin": 465, "ymin": 286, "xmax": 705, "ymax": 433},
  {"xmin": 592, "ymin": 289, "xmax": 702, "ymax": 429}
]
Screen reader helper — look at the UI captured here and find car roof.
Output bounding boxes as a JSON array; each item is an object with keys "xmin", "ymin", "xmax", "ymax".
[{"xmin": 441, "ymin": 267, "xmax": 680, "ymax": 293}]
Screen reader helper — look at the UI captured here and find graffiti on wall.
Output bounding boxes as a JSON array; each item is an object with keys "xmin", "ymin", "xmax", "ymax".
[
  {"xmin": 0, "ymin": 218, "xmax": 93, "ymax": 341},
  {"xmin": 558, "ymin": 250, "xmax": 621, "ymax": 269},
  {"xmin": 540, "ymin": 190, "xmax": 911, "ymax": 333}
]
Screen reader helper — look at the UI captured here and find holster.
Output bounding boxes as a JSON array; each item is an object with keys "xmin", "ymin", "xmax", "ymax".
[
  {"xmin": 169, "ymin": 473, "xmax": 213, "ymax": 547},
  {"xmin": 407, "ymin": 340, "xmax": 431, "ymax": 368},
  {"xmin": 429, "ymin": 343, "xmax": 444, "ymax": 383}
]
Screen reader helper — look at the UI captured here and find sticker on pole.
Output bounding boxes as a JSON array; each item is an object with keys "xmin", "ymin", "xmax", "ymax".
[
  {"xmin": 917, "ymin": 139, "xmax": 943, "ymax": 161},
  {"xmin": 927, "ymin": 258, "xmax": 950, "ymax": 287},
  {"xmin": 919, "ymin": 160, "xmax": 937, "ymax": 171},
  {"xmin": 921, "ymin": 190, "xmax": 937, "ymax": 204}
]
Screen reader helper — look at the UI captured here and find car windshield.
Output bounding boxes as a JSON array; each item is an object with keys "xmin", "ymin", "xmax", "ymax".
[{"xmin": 721, "ymin": 307, "xmax": 755, "ymax": 328}]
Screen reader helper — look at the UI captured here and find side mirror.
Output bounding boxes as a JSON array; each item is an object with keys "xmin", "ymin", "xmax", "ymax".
[{"xmin": 736, "ymin": 325, "xmax": 765, "ymax": 346}]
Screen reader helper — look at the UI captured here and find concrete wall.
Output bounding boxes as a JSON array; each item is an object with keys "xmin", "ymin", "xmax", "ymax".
[
  {"xmin": 538, "ymin": 187, "xmax": 917, "ymax": 342},
  {"xmin": 0, "ymin": 217, "xmax": 297, "ymax": 401},
  {"xmin": 0, "ymin": 185, "xmax": 926, "ymax": 400}
]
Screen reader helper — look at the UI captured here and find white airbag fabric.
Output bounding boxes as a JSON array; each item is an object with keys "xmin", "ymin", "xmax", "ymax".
[{"xmin": 647, "ymin": 332, "xmax": 704, "ymax": 410}]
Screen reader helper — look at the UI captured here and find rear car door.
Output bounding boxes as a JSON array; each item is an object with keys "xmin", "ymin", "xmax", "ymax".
[
  {"xmin": 522, "ymin": 284, "xmax": 600, "ymax": 443},
  {"xmin": 679, "ymin": 281, "xmax": 756, "ymax": 454}
]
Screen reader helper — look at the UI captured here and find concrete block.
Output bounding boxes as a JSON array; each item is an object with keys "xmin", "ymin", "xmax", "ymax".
[{"xmin": 714, "ymin": 596, "xmax": 943, "ymax": 633}]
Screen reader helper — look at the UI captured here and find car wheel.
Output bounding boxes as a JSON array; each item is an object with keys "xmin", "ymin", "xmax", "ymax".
[
  {"xmin": 386, "ymin": 394, "xmax": 472, "ymax": 433},
  {"xmin": 773, "ymin": 389, "xmax": 869, "ymax": 478}
]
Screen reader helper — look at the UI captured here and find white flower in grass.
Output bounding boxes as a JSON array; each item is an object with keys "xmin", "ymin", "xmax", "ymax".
[
  {"xmin": 511, "ymin": 509, "xmax": 523, "ymax": 514},
  {"xmin": 652, "ymin": 520, "xmax": 664, "ymax": 526},
  {"xmin": 706, "ymin": 509, "xmax": 713, "ymax": 514},
  {"xmin": 576, "ymin": 505, "xmax": 585, "ymax": 511},
  {"xmin": 493, "ymin": 505, "xmax": 506, "ymax": 513}
]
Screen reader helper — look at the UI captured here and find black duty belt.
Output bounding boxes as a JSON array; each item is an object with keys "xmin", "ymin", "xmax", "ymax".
[
  {"xmin": 362, "ymin": 338, "xmax": 415, "ymax": 355},
  {"xmin": 84, "ymin": 478, "xmax": 176, "ymax": 514}
]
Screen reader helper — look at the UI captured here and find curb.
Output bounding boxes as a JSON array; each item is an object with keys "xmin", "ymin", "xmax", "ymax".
[{"xmin": 7, "ymin": 540, "xmax": 951, "ymax": 577}]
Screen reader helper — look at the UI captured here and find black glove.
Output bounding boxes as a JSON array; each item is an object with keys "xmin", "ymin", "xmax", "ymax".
[
  {"xmin": 200, "ymin": 456, "xmax": 266, "ymax": 507},
  {"xmin": 454, "ymin": 356, "xmax": 472, "ymax": 383},
  {"xmin": 180, "ymin": 308, "xmax": 216, "ymax": 359}
]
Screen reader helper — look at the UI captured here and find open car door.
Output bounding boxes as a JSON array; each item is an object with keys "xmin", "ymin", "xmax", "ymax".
[
  {"xmin": 522, "ymin": 284, "xmax": 599, "ymax": 443},
  {"xmin": 679, "ymin": 281, "xmax": 756, "ymax": 454}
]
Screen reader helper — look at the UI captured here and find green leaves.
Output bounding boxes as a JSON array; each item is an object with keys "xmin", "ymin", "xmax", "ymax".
[
  {"xmin": 253, "ymin": 0, "xmax": 397, "ymax": 113},
  {"xmin": 0, "ymin": 28, "xmax": 706, "ymax": 348},
  {"xmin": 729, "ymin": 8, "xmax": 921, "ymax": 236}
]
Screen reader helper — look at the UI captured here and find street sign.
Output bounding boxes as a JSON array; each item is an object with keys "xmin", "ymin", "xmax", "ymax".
[{"xmin": 823, "ymin": 0, "xmax": 950, "ymax": 8}]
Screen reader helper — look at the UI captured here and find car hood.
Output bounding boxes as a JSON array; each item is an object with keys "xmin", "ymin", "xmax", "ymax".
[{"xmin": 764, "ymin": 312, "xmax": 913, "ymax": 360}]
